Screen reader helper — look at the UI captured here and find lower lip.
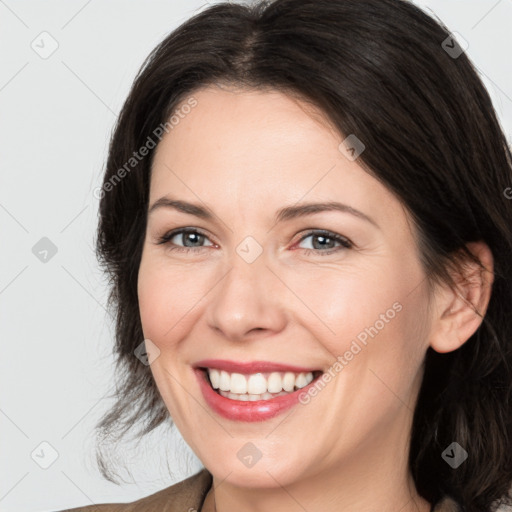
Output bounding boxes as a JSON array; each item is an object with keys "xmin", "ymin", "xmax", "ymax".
[{"xmin": 194, "ymin": 368, "xmax": 320, "ymax": 422}]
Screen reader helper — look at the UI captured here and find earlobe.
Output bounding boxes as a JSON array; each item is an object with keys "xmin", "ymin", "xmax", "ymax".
[{"xmin": 429, "ymin": 241, "xmax": 494, "ymax": 354}]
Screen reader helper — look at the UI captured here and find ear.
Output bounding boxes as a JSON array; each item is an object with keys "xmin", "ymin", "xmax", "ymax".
[{"xmin": 429, "ymin": 241, "xmax": 494, "ymax": 354}]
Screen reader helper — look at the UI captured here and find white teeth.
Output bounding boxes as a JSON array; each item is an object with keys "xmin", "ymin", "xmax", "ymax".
[
  {"xmin": 283, "ymin": 372, "xmax": 296, "ymax": 392},
  {"xmin": 221, "ymin": 389, "xmax": 290, "ymax": 401},
  {"xmin": 267, "ymin": 372, "xmax": 282, "ymax": 393},
  {"xmin": 219, "ymin": 370, "xmax": 231, "ymax": 391},
  {"xmin": 295, "ymin": 373, "xmax": 308, "ymax": 389},
  {"xmin": 209, "ymin": 369, "xmax": 220, "ymax": 389},
  {"xmin": 247, "ymin": 374, "xmax": 267, "ymax": 394},
  {"xmin": 206, "ymin": 368, "xmax": 316, "ymax": 396},
  {"xmin": 230, "ymin": 373, "xmax": 247, "ymax": 394}
]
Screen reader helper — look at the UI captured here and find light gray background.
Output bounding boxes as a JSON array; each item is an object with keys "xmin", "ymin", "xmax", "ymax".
[{"xmin": 1, "ymin": 1, "xmax": 511, "ymax": 511}]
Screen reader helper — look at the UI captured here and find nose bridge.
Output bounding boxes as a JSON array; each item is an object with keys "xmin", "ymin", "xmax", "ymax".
[{"xmin": 206, "ymin": 239, "xmax": 286, "ymax": 340}]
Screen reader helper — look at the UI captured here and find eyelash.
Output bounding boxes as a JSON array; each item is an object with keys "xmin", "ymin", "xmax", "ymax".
[{"xmin": 156, "ymin": 228, "xmax": 353, "ymax": 256}]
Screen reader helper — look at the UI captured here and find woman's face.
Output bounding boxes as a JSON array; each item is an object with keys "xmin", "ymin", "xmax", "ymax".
[{"xmin": 137, "ymin": 85, "xmax": 435, "ymax": 489}]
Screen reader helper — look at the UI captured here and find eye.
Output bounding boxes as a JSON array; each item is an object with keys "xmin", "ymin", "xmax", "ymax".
[
  {"xmin": 157, "ymin": 228, "xmax": 215, "ymax": 253},
  {"xmin": 156, "ymin": 227, "xmax": 353, "ymax": 256},
  {"xmin": 295, "ymin": 229, "xmax": 353, "ymax": 256}
]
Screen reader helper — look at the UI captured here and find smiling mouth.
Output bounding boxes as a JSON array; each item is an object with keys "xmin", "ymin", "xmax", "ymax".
[{"xmin": 200, "ymin": 367, "xmax": 324, "ymax": 401}]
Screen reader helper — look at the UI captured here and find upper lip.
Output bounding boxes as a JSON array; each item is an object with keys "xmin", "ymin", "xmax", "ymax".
[{"xmin": 194, "ymin": 359, "xmax": 321, "ymax": 374}]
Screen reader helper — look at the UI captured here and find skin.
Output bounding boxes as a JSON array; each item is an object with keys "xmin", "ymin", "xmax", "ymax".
[{"xmin": 137, "ymin": 84, "xmax": 494, "ymax": 512}]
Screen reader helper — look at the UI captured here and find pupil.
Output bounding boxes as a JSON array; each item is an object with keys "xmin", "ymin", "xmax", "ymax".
[
  {"xmin": 313, "ymin": 235, "xmax": 332, "ymax": 250},
  {"xmin": 186, "ymin": 233, "xmax": 202, "ymax": 246}
]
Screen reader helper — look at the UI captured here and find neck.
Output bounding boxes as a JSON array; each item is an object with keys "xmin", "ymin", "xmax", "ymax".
[
  {"xmin": 210, "ymin": 408, "xmax": 431, "ymax": 512},
  {"xmin": 212, "ymin": 468, "xmax": 430, "ymax": 512}
]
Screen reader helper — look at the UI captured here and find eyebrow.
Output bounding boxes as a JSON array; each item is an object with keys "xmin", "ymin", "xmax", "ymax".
[{"xmin": 148, "ymin": 197, "xmax": 378, "ymax": 228}]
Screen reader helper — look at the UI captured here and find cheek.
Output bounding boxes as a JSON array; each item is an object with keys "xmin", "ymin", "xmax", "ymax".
[
  {"xmin": 302, "ymin": 269, "xmax": 430, "ymax": 440},
  {"xmin": 137, "ymin": 257, "xmax": 203, "ymax": 346},
  {"xmin": 286, "ymin": 263, "xmax": 409, "ymax": 343},
  {"xmin": 292, "ymin": 256, "xmax": 429, "ymax": 378}
]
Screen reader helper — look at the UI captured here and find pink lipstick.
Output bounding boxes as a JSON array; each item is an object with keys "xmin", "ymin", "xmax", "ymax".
[{"xmin": 193, "ymin": 359, "xmax": 323, "ymax": 422}]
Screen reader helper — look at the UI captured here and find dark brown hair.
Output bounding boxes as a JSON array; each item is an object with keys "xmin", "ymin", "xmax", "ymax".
[{"xmin": 94, "ymin": 1, "xmax": 512, "ymax": 510}]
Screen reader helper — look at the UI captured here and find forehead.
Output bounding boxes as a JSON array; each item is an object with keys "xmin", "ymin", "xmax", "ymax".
[
  {"xmin": 149, "ymin": 85, "xmax": 403, "ymax": 229},
  {"xmin": 154, "ymin": 85, "xmax": 340, "ymax": 169}
]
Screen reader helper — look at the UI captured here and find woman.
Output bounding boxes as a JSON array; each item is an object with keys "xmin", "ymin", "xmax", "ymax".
[{"xmin": 63, "ymin": 0, "xmax": 512, "ymax": 511}]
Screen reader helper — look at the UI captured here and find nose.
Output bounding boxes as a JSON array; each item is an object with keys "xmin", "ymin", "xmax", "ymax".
[{"xmin": 206, "ymin": 250, "xmax": 288, "ymax": 342}]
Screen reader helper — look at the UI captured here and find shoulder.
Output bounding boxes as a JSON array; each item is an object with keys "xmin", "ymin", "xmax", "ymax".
[{"xmin": 56, "ymin": 468, "xmax": 212, "ymax": 512}]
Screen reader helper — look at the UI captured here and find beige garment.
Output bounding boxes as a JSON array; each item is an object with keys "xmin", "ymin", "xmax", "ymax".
[{"xmin": 60, "ymin": 468, "xmax": 460, "ymax": 512}]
